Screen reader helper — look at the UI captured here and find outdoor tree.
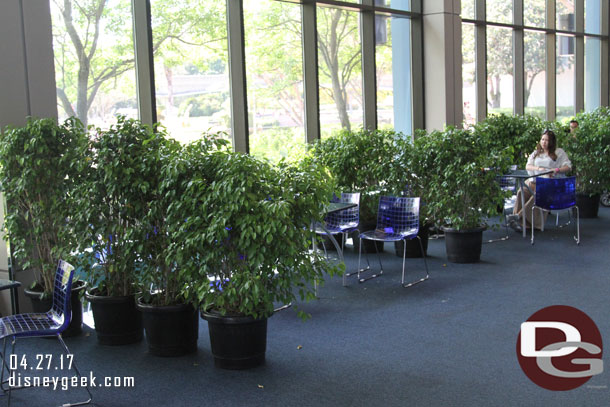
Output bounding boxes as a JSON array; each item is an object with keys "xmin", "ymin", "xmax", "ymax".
[
  {"xmin": 52, "ymin": 0, "xmax": 134, "ymax": 126},
  {"xmin": 317, "ymin": 7, "xmax": 362, "ymax": 131}
]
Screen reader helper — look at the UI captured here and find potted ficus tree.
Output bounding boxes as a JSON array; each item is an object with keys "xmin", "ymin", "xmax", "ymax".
[
  {"xmin": 166, "ymin": 136, "xmax": 338, "ymax": 369},
  {"xmin": 0, "ymin": 117, "xmax": 88, "ymax": 336},
  {"xmin": 310, "ymin": 128, "xmax": 400, "ymax": 253},
  {"xmin": 72, "ymin": 116, "xmax": 166, "ymax": 345},
  {"xmin": 134, "ymin": 135, "xmax": 227, "ymax": 357},
  {"xmin": 389, "ymin": 130, "xmax": 433, "ymax": 258},
  {"xmin": 563, "ymin": 107, "xmax": 610, "ymax": 218},
  {"xmin": 408, "ymin": 127, "xmax": 511, "ymax": 263}
]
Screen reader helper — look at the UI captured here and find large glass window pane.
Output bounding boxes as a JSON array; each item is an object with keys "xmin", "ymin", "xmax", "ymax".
[
  {"xmin": 487, "ymin": 0, "xmax": 512, "ymax": 24},
  {"xmin": 524, "ymin": 30, "xmax": 546, "ymax": 118},
  {"xmin": 557, "ymin": 0, "xmax": 575, "ymax": 32},
  {"xmin": 376, "ymin": 14, "xmax": 412, "ymax": 134},
  {"xmin": 151, "ymin": 0, "xmax": 230, "ymax": 144},
  {"xmin": 461, "ymin": 0, "xmax": 474, "ymax": 20},
  {"xmin": 244, "ymin": 0, "xmax": 305, "ymax": 162},
  {"xmin": 317, "ymin": 7, "xmax": 363, "ymax": 138},
  {"xmin": 462, "ymin": 23, "xmax": 476, "ymax": 125},
  {"xmin": 51, "ymin": 0, "xmax": 138, "ymax": 128},
  {"xmin": 384, "ymin": 0, "xmax": 409, "ymax": 12},
  {"xmin": 585, "ymin": 37, "xmax": 601, "ymax": 111},
  {"xmin": 585, "ymin": 0, "xmax": 601, "ymax": 34},
  {"xmin": 524, "ymin": 0, "xmax": 546, "ymax": 28},
  {"xmin": 556, "ymin": 35, "xmax": 575, "ymax": 120},
  {"xmin": 487, "ymin": 27, "xmax": 514, "ymax": 115}
]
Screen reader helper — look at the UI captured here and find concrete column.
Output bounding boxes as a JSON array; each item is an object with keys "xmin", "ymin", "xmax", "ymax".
[
  {"xmin": 422, "ymin": 0, "xmax": 462, "ymax": 131},
  {"xmin": 0, "ymin": 0, "xmax": 57, "ymax": 128}
]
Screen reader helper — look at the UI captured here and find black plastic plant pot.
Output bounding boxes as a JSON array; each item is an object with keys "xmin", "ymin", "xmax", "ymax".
[
  {"xmin": 442, "ymin": 226, "xmax": 485, "ymax": 264},
  {"xmin": 24, "ymin": 280, "xmax": 87, "ymax": 337},
  {"xmin": 85, "ymin": 289, "xmax": 143, "ymax": 345},
  {"xmin": 137, "ymin": 299, "xmax": 199, "ymax": 357},
  {"xmin": 576, "ymin": 193, "xmax": 600, "ymax": 218},
  {"xmin": 201, "ymin": 310, "xmax": 267, "ymax": 370}
]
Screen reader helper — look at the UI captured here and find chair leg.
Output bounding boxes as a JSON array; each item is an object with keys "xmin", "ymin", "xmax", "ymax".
[
  {"xmin": 1, "ymin": 335, "xmax": 92, "ymax": 406},
  {"xmin": 353, "ymin": 238, "xmax": 371, "ymax": 282},
  {"xmin": 357, "ymin": 239, "xmax": 382, "ymax": 283},
  {"xmin": 401, "ymin": 237, "xmax": 430, "ymax": 288},
  {"xmin": 574, "ymin": 206, "xmax": 580, "ymax": 245},
  {"xmin": 0, "ymin": 337, "xmax": 9, "ymax": 392},
  {"xmin": 531, "ymin": 206, "xmax": 535, "ymax": 245},
  {"xmin": 56, "ymin": 334, "xmax": 93, "ymax": 406}
]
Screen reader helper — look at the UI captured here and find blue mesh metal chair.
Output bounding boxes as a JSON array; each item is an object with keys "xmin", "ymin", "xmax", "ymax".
[
  {"xmin": 0, "ymin": 260, "xmax": 93, "ymax": 406},
  {"xmin": 357, "ymin": 196, "xmax": 429, "ymax": 287},
  {"xmin": 486, "ymin": 165, "xmax": 517, "ymax": 243},
  {"xmin": 531, "ymin": 176, "xmax": 579, "ymax": 245},
  {"xmin": 314, "ymin": 193, "xmax": 360, "ymax": 286},
  {"xmin": 315, "ymin": 192, "xmax": 360, "ymax": 248}
]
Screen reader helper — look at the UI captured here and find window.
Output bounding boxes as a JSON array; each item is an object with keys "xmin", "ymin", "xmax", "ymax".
[
  {"xmin": 244, "ymin": 0, "xmax": 306, "ymax": 162},
  {"xmin": 487, "ymin": 0, "xmax": 512, "ymax": 24},
  {"xmin": 51, "ymin": 0, "xmax": 138, "ymax": 129},
  {"xmin": 556, "ymin": 35, "xmax": 575, "ymax": 120},
  {"xmin": 462, "ymin": 23, "xmax": 476, "ymax": 125},
  {"xmin": 487, "ymin": 27, "xmax": 514, "ymax": 115},
  {"xmin": 524, "ymin": 30, "xmax": 546, "ymax": 118},
  {"xmin": 524, "ymin": 0, "xmax": 546, "ymax": 28},
  {"xmin": 317, "ymin": 7, "xmax": 363, "ymax": 138},
  {"xmin": 151, "ymin": 0, "xmax": 230, "ymax": 145}
]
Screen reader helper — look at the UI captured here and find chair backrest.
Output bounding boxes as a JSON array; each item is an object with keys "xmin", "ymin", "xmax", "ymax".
[
  {"xmin": 535, "ymin": 176, "xmax": 577, "ymax": 210},
  {"xmin": 325, "ymin": 192, "xmax": 360, "ymax": 229},
  {"xmin": 497, "ymin": 165, "xmax": 518, "ymax": 191},
  {"xmin": 50, "ymin": 260, "xmax": 76, "ymax": 331},
  {"xmin": 376, "ymin": 196, "xmax": 420, "ymax": 236}
]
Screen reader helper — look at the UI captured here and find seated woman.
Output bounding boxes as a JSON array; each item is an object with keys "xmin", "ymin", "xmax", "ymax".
[{"xmin": 508, "ymin": 130, "xmax": 572, "ymax": 232}]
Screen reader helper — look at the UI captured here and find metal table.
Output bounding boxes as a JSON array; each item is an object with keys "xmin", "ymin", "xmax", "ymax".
[
  {"xmin": 502, "ymin": 169, "xmax": 553, "ymax": 237},
  {"xmin": 0, "ymin": 278, "xmax": 20, "ymax": 316}
]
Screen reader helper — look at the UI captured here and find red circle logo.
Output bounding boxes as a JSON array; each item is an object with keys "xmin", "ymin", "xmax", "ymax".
[{"xmin": 516, "ymin": 305, "xmax": 604, "ymax": 391}]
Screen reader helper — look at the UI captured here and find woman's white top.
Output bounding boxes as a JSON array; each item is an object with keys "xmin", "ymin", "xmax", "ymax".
[{"xmin": 527, "ymin": 148, "xmax": 572, "ymax": 177}]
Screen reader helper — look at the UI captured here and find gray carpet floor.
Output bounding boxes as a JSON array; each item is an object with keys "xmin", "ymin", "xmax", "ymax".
[{"xmin": 5, "ymin": 207, "xmax": 610, "ymax": 406}]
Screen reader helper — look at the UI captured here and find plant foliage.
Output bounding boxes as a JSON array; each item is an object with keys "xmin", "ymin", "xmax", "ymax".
[
  {"xmin": 164, "ymin": 136, "xmax": 338, "ymax": 319},
  {"xmin": 0, "ymin": 117, "xmax": 87, "ymax": 296}
]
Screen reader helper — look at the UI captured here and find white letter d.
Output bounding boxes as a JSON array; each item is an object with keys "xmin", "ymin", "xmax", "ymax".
[{"xmin": 521, "ymin": 322, "xmax": 581, "ymax": 357}]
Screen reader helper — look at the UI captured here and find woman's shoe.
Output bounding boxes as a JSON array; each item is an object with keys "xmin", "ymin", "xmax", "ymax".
[{"xmin": 508, "ymin": 218, "xmax": 523, "ymax": 232}]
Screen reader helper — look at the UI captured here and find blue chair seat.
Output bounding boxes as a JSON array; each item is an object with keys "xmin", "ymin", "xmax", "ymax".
[
  {"xmin": 360, "ymin": 228, "xmax": 418, "ymax": 242},
  {"xmin": 0, "ymin": 313, "xmax": 63, "ymax": 338}
]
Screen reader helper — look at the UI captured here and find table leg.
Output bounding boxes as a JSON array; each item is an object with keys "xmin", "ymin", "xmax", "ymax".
[{"xmin": 519, "ymin": 179, "xmax": 526, "ymax": 238}]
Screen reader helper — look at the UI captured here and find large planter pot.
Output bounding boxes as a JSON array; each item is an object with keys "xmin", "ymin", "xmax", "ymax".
[
  {"xmin": 442, "ymin": 226, "xmax": 485, "ymax": 264},
  {"xmin": 85, "ymin": 289, "xmax": 143, "ymax": 345},
  {"xmin": 24, "ymin": 280, "xmax": 87, "ymax": 337},
  {"xmin": 137, "ymin": 298, "xmax": 199, "ymax": 357},
  {"xmin": 576, "ymin": 193, "xmax": 600, "ymax": 218},
  {"xmin": 201, "ymin": 309, "xmax": 267, "ymax": 370},
  {"xmin": 394, "ymin": 224, "xmax": 430, "ymax": 258}
]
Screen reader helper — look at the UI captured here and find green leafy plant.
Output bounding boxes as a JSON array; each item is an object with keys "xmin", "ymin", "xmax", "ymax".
[
  {"xmin": 0, "ymin": 117, "xmax": 87, "ymax": 297},
  {"xmin": 564, "ymin": 107, "xmax": 610, "ymax": 196},
  {"xmin": 472, "ymin": 113, "xmax": 546, "ymax": 168},
  {"xmin": 71, "ymin": 116, "xmax": 168, "ymax": 297},
  {"xmin": 310, "ymin": 129, "xmax": 401, "ymax": 226},
  {"xmin": 164, "ymin": 136, "xmax": 338, "ymax": 319},
  {"xmin": 407, "ymin": 127, "xmax": 511, "ymax": 230}
]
